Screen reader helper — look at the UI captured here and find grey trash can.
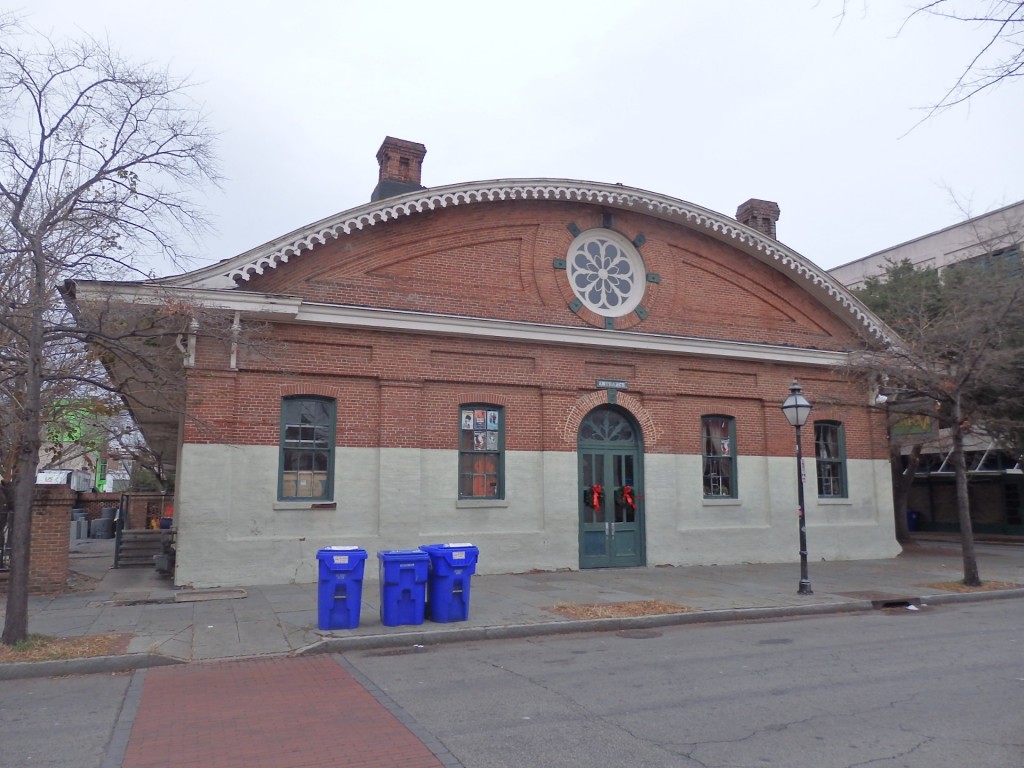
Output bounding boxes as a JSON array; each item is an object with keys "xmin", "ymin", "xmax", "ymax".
[{"xmin": 89, "ymin": 518, "xmax": 114, "ymax": 539}]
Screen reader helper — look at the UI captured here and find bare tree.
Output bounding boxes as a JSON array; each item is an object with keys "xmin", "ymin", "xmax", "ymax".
[
  {"xmin": 855, "ymin": 255, "xmax": 1024, "ymax": 585},
  {"xmin": 907, "ymin": 0, "xmax": 1024, "ymax": 115},
  {"xmin": 836, "ymin": 1, "xmax": 1024, "ymax": 118},
  {"xmin": 0, "ymin": 17, "xmax": 219, "ymax": 645}
]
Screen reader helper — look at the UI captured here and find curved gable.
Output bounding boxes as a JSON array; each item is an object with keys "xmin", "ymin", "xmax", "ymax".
[{"xmin": 164, "ymin": 179, "xmax": 892, "ymax": 342}]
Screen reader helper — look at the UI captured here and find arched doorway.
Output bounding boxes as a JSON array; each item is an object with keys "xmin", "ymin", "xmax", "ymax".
[{"xmin": 577, "ymin": 405, "xmax": 645, "ymax": 568}]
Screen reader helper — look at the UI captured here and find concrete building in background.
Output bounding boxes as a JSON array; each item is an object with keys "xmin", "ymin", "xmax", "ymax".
[
  {"xmin": 829, "ymin": 200, "xmax": 1024, "ymax": 289},
  {"xmin": 70, "ymin": 138, "xmax": 900, "ymax": 588}
]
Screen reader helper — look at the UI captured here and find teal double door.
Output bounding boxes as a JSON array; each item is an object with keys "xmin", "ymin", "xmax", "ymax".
[{"xmin": 578, "ymin": 405, "xmax": 645, "ymax": 569}]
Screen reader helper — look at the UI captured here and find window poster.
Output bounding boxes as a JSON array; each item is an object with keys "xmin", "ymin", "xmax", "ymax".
[
  {"xmin": 486, "ymin": 410, "xmax": 499, "ymax": 430},
  {"xmin": 461, "ymin": 410, "xmax": 474, "ymax": 431},
  {"xmin": 721, "ymin": 438, "xmax": 730, "ymax": 456},
  {"xmin": 486, "ymin": 431, "xmax": 498, "ymax": 451},
  {"xmin": 474, "ymin": 431, "xmax": 487, "ymax": 450},
  {"xmin": 474, "ymin": 410, "xmax": 486, "ymax": 430}
]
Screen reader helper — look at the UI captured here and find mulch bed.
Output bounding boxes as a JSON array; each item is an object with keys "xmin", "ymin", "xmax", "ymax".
[
  {"xmin": 545, "ymin": 600, "xmax": 692, "ymax": 619},
  {"xmin": 0, "ymin": 633, "xmax": 132, "ymax": 663},
  {"xmin": 920, "ymin": 580, "xmax": 1021, "ymax": 593}
]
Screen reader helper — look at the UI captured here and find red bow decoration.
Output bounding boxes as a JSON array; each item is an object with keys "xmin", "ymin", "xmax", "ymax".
[
  {"xmin": 590, "ymin": 484, "xmax": 603, "ymax": 509},
  {"xmin": 622, "ymin": 485, "xmax": 635, "ymax": 510}
]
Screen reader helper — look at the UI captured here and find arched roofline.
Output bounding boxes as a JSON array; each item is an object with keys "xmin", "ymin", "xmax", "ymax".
[{"xmin": 161, "ymin": 178, "xmax": 894, "ymax": 341}]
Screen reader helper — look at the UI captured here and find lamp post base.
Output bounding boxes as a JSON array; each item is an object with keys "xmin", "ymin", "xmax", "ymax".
[{"xmin": 798, "ymin": 580, "xmax": 813, "ymax": 595}]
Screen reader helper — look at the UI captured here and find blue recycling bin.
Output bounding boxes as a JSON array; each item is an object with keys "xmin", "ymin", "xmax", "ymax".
[
  {"xmin": 377, "ymin": 550, "xmax": 430, "ymax": 626},
  {"xmin": 907, "ymin": 509, "xmax": 920, "ymax": 532},
  {"xmin": 316, "ymin": 547, "xmax": 368, "ymax": 631},
  {"xmin": 419, "ymin": 543, "xmax": 479, "ymax": 623}
]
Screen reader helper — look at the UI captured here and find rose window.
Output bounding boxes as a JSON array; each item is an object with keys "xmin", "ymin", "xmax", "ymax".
[{"xmin": 567, "ymin": 229, "xmax": 646, "ymax": 318}]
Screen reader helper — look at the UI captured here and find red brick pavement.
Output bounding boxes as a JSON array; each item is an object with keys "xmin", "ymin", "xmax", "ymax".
[{"xmin": 121, "ymin": 655, "xmax": 446, "ymax": 768}]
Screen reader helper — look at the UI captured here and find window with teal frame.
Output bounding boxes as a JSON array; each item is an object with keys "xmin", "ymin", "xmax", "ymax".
[
  {"xmin": 702, "ymin": 415, "xmax": 737, "ymax": 498},
  {"xmin": 814, "ymin": 420, "xmax": 847, "ymax": 498},
  {"xmin": 279, "ymin": 396, "xmax": 335, "ymax": 501},
  {"xmin": 458, "ymin": 405, "xmax": 504, "ymax": 499}
]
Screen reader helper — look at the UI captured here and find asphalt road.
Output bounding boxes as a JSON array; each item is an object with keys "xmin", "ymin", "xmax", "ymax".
[
  {"xmin": 2, "ymin": 599, "xmax": 1022, "ymax": 767},
  {"xmin": 346, "ymin": 600, "xmax": 1024, "ymax": 768},
  {"xmin": 0, "ymin": 671, "xmax": 135, "ymax": 768}
]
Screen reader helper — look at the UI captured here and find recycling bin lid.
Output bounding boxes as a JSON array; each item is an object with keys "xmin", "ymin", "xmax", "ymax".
[
  {"xmin": 378, "ymin": 549, "xmax": 430, "ymax": 557},
  {"xmin": 317, "ymin": 546, "xmax": 367, "ymax": 559}
]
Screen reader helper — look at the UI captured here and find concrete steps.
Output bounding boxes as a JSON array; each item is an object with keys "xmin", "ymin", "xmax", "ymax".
[{"xmin": 115, "ymin": 529, "xmax": 174, "ymax": 569}]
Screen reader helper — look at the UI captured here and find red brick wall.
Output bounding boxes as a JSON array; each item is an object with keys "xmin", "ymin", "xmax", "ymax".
[
  {"xmin": 29, "ymin": 485, "xmax": 76, "ymax": 594},
  {"xmin": 183, "ymin": 331, "xmax": 884, "ymax": 460},
  {"xmin": 74, "ymin": 492, "xmax": 121, "ymax": 521},
  {"xmin": 241, "ymin": 201, "xmax": 854, "ymax": 347},
  {"xmin": 183, "ymin": 200, "xmax": 885, "ymax": 461},
  {"xmin": 121, "ymin": 493, "xmax": 174, "ymax": 529}
]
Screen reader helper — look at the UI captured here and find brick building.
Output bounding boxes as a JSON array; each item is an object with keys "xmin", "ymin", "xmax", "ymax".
[{"xmin": 73, "ymin": 138, "xmax": 899, "ymax": 588}]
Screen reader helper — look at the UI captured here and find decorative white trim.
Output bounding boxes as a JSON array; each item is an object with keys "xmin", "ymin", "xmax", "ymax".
[
  {"xmin": 229, "ymin": 311, "xmax": 241, "ymax": 371},
  {"xmin": 72, "ymin": 281, "xmax": 854, "ymax": 367},
  {"xmin": 455, "ymin": 499, "xmax": 510, "ymax": 509},
  {"xmin": 183, "ymin": 318, "xmax": 198, "ymax": 368},
  {"xmin": 72, "ymin": 282, "xmax": 303, "ymax": 316},
  {"xmin": 701, "ymin": 498, "xmax": 743, "ymax": 507},
  {"xmin": 152, "ymin": 178, "xmax": 894, "ymax": 341},
  {"xmin": 292, "ymin": 302, "xmax": 851, "ymax": 366}
]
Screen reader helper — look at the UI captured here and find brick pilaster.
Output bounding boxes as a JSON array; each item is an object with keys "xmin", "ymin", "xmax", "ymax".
[{"xmin": 29, "ymin": 485, "xmax": 76, "ymax": 594}]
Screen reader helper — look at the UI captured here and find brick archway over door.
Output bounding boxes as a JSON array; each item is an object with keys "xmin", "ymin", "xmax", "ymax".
[{"xmin": 561, "ymin": 391, "xmax": 660, "ymax": 448}]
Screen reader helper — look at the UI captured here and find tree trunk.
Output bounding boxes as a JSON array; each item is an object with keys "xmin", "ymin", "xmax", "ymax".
[
  {"xmin": 2, "ymin": 244, "xmax": 45, "ymax": 646},
  {"xmin": 951, "ymin": 399, "xmax": 981, "ymax": 586},
  {"xmin": 2, "ymin": 449, "xmax": 40, "ymax": 645},
  {"xmin": 891, "ymin": 442, "xmax": 922, "ymax": 544}
]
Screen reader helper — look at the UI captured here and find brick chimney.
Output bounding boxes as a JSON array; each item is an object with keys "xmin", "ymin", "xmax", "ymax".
[
  {"xmin": 736, "ymin": 199, "xmax": 781, "ymax": 240},
  {"xmin": 371, "ymin": 137, "xmax": 427, "ymax": 202}
]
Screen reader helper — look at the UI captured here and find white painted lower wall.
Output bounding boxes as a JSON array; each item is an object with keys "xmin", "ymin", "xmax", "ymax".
[{"xmin": 174, "ymin": 444, "xmax": 900, "ymax": 588}]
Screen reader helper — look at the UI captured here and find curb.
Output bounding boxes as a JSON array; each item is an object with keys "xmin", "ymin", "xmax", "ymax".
[
  {"xmin": 0, "ymin": 652, "xmax": 183, "ymax": 682},
  {"xmin": 917, "ymin": 586, "xmax": 1024, "ymax": 605},
  {"xmin": 4, "ymin": 588, "xmax": 1023, "ymax": 680},
  {"xmin": 296, "ymin": 600, "xmax": 877, "ymax": 655}
]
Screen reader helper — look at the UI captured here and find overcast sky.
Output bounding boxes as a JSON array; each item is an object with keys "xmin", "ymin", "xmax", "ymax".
[{"xmin": 26, "ymin": 0, "xmax": 1024, "ymax": 276}]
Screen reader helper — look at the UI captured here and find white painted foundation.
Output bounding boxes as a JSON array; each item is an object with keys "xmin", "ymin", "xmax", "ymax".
[{"xmin": 174, "ymin": 444, "xmax": 900, "ymax": 588}]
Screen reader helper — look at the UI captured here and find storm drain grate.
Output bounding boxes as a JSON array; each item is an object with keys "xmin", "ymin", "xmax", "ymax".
[{"xmin": 834, "ymin": 590, "xmax": 922, "ymax": 609}]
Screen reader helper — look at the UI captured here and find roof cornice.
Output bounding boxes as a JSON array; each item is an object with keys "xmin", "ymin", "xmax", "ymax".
[
  {"xmin": 293, "ymin": 301, "xmax": 852, "ymax": 367},
  {"xmin": 72, "ymin": 281, "xmax": 852, "ymax": 367},
  {"xmin": 155, "ymin": 178, "xmax": 895, "ymax": 342},
  {"xmin": 71, "ymin": 281, "xmax": 302, "ymax": 318}
]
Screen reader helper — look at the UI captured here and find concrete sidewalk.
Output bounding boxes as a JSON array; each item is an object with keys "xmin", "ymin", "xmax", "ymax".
[{"xmin": 4, "ymin": 537, "xmax": 1024, "ymax": 680}]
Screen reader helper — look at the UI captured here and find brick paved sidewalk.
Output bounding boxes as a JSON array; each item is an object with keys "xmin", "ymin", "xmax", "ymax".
[{"xmin": 121, "ymin": 655, "xmax": 456, "ymax": 768}]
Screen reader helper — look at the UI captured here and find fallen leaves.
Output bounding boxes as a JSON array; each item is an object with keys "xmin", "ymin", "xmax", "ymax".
[
  {"xmin": 922, "ymin": 580, "xmax": 1021, "ymax": 593},
  {"xmin": 0, "ymin": 633, "xmax": 131, "ymax": 663},
  {"xmin": 545, "ymin": 600, "xmax": 692, "ymax": 619}
]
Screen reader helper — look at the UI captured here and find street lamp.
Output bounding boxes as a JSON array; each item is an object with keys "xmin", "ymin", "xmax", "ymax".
[{"xmin": 781, "ymin": 379, "xmax": 813, "ymax": 595}]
